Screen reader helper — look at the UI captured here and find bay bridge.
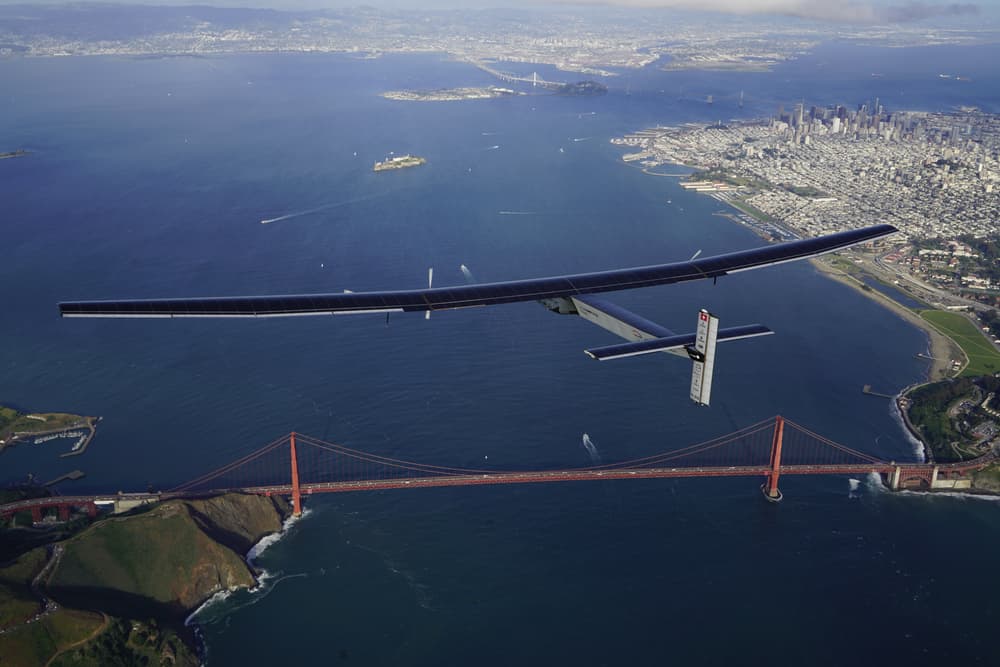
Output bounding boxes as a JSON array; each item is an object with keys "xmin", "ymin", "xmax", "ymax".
[
  {"xmin": 2, "ymin": 417, "xmax": 993, "ymax": 523},
  {"xmin": 469, "ymin": 60, "xmax": 565, "ymax": 90}
]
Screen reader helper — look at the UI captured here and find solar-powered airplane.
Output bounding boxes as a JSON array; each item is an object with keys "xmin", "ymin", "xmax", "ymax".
[{"xmin": 59, "ymin": 223, "xmax": 896, "ymax": 406}]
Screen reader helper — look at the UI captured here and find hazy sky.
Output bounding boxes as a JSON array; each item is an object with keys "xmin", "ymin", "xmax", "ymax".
[{"xmin": 2, "ymin": 0, "xmax": 996, "ymax": 24}]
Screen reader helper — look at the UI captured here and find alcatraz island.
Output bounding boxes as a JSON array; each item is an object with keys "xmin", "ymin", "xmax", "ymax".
[{"xmin": 373, "ymin": 154, "xmax": 426, "ymax": 172}]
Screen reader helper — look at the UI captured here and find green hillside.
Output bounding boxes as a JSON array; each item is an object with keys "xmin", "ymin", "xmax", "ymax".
[{"xmin": 0, "ymin": 493, "xmax": 288, "ymax": 665}]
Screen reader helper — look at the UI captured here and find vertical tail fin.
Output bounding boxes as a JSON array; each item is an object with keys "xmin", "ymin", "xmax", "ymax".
[{"xmin": 688, "ymin": 309, "xmax": 719, "ymax": 406}]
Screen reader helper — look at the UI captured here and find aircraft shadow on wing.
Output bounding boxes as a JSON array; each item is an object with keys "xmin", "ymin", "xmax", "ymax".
[{"xmin": 59, "ymin": 224, "xmax": 896, "ymax": 406}]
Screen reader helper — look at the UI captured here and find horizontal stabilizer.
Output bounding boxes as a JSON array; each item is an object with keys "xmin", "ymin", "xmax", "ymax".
[{"xmin": 584, "ymin": 324, "xmax": 772, "ymax": 361}]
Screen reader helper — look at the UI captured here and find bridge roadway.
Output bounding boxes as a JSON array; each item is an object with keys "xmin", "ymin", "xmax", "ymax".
[
  {"xmin": 2, "ymin": 458, "xmax": 991, "ymax": 518},
  {"xmin": 467, "ymin": 60, "xmax": 563, "ymax": 90},
  {"xmin": 0, "ymin": 493, "xmax": 161, "ymax": 519},
  {"xmin": 242, "ymin": 464, "xmax": 901, "ymax": 496}
]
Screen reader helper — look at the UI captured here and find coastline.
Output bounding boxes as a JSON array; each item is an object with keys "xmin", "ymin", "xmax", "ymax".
[
  {"xmin": 617, "ymin": 150, "xmax": 977, "ymax": 470},
  {"xmin": 809, "ymin": 257, "xmax": 963, "ymax": 383},
  {"xmin": 185, "ymin": 502, "xmax": 308, "ymax": 627},
  {"xmin": 889, "ymin": 385, "xmax": 928, "ymax": 462},
  {"xmin": 0, "ymin": 408, "xmax": 100, "ymax": 457}
]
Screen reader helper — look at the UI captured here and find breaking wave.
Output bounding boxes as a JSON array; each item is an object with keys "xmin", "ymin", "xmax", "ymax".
[
  {"xmin": 890, "ymin": 389, "xmax": 926, "ymax": 462},
  {"xmin": 895, "ymin": 489, "xmax": 1000, "ymax": 502},
  {"xmin": 185, "ymin": 507, "xmax": 314, "ymax": 627},
  {"xmin": 184, "ymin": 589, "xmax": 233, "ymax": 627},
  {"xmin": 866, "ymin": 471, "xmax": 888, "ymax": 492},
  {"xmin": 247, "ymin": 507, "xmax": 312, "ymax": 568}
]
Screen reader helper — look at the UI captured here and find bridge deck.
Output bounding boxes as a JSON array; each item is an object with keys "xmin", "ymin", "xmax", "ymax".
[
  {"xmin": 232, "ymin": 464, "xmax": 899, "ymax": 496},
  {"xmin": 3, "ymin": 452, "xmax": 992, "ymax": 518}
]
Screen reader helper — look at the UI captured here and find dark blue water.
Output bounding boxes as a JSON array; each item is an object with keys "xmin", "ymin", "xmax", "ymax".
[
  {"xmin": 858, "ymin": 276, "xmax": 928, "ymax": 310},
  {"xmin": 2, "ymin": 46, "xmax": 998, "ymax": 665}
]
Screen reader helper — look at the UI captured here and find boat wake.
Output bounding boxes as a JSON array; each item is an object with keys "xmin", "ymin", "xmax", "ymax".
[
  {"xmin": 352, "ymin": 541, "xmax": 435, "ymax": 610},
  {"xmin": 498, "ymin": 210, "xmax": 536, "ymax": 216},
  {"xmin": 260, "ymin": 203, "xmax": 339, "ymax": 225},
  {"xmin": 582, "ymin": 433, "xmax": 601, "ymax": 463},
  {"xmin": 261, "ymin": 192, "xmax": 388, "ymax": 224}
]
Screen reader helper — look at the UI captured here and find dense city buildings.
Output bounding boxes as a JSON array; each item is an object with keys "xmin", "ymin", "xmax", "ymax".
[{"xmin": 615, "ymin": 103, "xmax": 1000, "ymax": 306}]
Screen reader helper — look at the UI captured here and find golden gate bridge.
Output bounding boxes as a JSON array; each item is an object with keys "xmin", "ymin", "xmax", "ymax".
[{"xmin": 2, "ymin": 416, "xmax": 993, "ymax": 523}]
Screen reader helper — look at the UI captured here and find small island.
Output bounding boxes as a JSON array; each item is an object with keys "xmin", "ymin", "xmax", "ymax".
[
  {"xmin": 381, "ymin": 86, "xmax": 519, "ymax": 102},
  {"xmin": 554, "ymin": 80, "xmax": 607, "ymax": 96},
  {"xmin": 0, "ymin": 149, "xmax": 28, "ymax": 160},
  {"xmin": 373, "ymin": 154, "xmax": 426, "ymax": 172},
  {"xmin": 0, "ymin": 405, "xmax": 100, "ymax": 458}
]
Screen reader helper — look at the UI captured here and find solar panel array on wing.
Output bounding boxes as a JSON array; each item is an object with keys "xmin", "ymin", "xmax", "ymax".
[
  {"xmin": 59, "ymin": 224, "xmax": 896, "ymax": 318},
  {"xmin": 587, "ymin": 333, "xmax": 697, "ymax": 360},
  {"xmin": 586, "ymin": 324, "xmax": 773, "ymax": 361}
]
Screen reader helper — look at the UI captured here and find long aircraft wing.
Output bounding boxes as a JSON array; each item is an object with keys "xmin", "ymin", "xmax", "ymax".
[{"xmin": 59, "ymin": 224, "xmax": 895, "ymax": 318}]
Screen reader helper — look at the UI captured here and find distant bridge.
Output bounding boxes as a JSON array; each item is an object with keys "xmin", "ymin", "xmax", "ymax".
[
  {"xmin": 469, "ymin": 60, "xmax": 566, "ymax": 91},
  {"xmin": 3, "ymin": 417, "xmax": 993, "ymax": 522}
]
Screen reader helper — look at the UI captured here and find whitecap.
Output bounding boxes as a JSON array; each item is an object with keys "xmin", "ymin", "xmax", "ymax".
[
  {"xmin": 890, "ymin": 389, "xmax": 926, "ymax": 462},
  {"xmin": 184, "ymin": 589, "xmax": 233, "ymax": 627},
  {"xmin": 866, "ymin": 471, "xmax": 888, "ymax": 492},
  {"xmin": 246, "ymin": 507, "xmax": 312, "ymax": 568}
]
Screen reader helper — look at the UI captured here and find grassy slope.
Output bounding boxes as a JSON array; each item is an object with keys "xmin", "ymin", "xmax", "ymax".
[
  {"xmin": 0, "ymin": 547, "xmax": 48, "ymax": 627},
  {"xmin": 920, "ymin": 310, "xmax": 1000, "ymax": 376},
  {"xmin": 0, "ymin": 608, "xmax": 104, "ymax": 666},
  {"xmin": 0, "ymin": 494, "xmax": 283, "ymax": 664},
  {"xmin": 49, "ymin": 501, "xmax": 256, "ymax": 615},
  {"xmin": 973, "ymin": 464, "xmax": 1000, "ymax": 491}
]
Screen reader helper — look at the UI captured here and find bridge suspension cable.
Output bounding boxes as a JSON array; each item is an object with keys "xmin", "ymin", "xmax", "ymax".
[{"xmin": 169, "ymin": 415, "xmax": 918, "ymax": 505}]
